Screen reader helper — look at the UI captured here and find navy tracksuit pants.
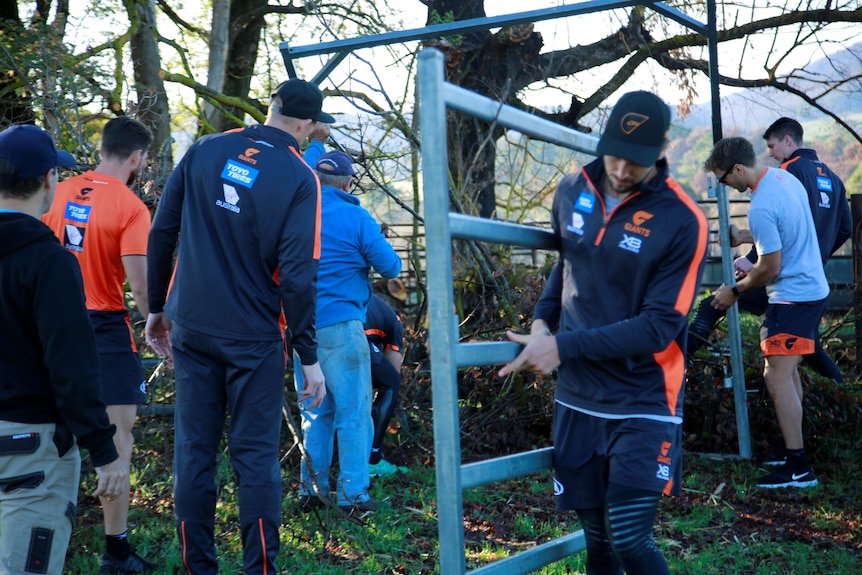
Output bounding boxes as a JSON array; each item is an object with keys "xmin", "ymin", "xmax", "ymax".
[{"xmin": 172, "ymin": 322, "xmax": 285, "ymax": 574}]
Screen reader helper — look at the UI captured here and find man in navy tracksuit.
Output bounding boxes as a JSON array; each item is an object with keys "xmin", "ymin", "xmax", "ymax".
[
  {"xmin": 766, "ymin": 119, "xmax": 851, "ymax": 271},
  {"xmin": 687, "ymin": 117, "xmax": 849, "ymax": 384},
  {"xmin": 146, "ymin": 80, "xmax": 330, "ymax": 574},
  {"xmin": 500, "ymin": 92, "xmax": 708, "ymax": 574}
]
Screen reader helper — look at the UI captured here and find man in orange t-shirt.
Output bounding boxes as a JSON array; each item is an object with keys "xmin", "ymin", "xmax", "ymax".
[{"xmin": 42, "ymin": 117, "xmax": 159, "ymax": 574}]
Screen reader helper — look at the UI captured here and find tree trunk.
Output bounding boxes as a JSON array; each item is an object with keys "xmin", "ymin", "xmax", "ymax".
[
  {"xmin": 127, "ymin": 0, "xmax": 173, "ymax": 168},
  {"xmin": 424, "ymin": 0, "xmax": 549, "ymax": 218},
  {"xmin": 205, "ymin": 0, "xmax": 231, "ymax": 129},
  {"xmin": 211, "ymin": 0, "xmax": 267, "ymax": 133}
]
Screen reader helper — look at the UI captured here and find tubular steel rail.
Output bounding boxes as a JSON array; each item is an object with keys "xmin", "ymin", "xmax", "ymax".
[
  {"xmin": 419, "ymin": 48, "xmax": 600, "ymax": 574},
  {"xmin": 284, "ymin": 3, "xmax": 733, "ymax": 571}
]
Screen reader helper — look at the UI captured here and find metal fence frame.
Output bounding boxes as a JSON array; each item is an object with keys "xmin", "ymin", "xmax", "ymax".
[
  {"xmin": 419, "ymin": 48, "xmax": 598, "ymax": 573},
  {"xmin": 283, "ymin": 3, "xmax": 749, "ymax": 572}
]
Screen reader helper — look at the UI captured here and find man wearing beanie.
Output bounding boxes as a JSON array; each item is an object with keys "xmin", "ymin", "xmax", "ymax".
[
  {"xmin": 146, "ymin": 79, "xmax": 331, "ymax": 574},
  {"xmin": 500, "ymin": 91, "xmax": 708, "ymax": 574},
  {"xmin": 0, "ymin": 124, "xmax": 125, "ymax": 575},
  {"xmin": 294, "ymin": 150, "xmax": 401, "ymax": 513}
]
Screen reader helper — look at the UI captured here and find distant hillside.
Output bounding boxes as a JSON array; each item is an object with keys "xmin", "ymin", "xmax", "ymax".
[
  {"xmin": 680, "ymin": 42, "xmax": 862, "ymax": 129},
  {"xmin": 665, "ymin": 42, "xmax": 862, "ymax": 199},
  {"xmin": 666, "ymin": 119, "xmax": 862, "ymax": 201}
]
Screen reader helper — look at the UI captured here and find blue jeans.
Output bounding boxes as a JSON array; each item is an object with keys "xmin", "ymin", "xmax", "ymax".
[{"xmin": 295, "ymin": 320, "xmax": 373, "ymax": 505}]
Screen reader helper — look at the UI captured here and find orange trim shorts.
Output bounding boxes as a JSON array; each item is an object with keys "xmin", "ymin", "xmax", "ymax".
[
  {"xmin": 760, "ymin": 299, "xmax": 827, "ymax": 357},
  {"xmin": 552, "ymin": 403, "xmax": 682, "ymax": 511}
]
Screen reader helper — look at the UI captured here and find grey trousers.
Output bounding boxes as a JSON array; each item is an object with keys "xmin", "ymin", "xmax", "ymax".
[{"xmin": 0, "ymin": 420, "xmax": 80, "ymax": 575}]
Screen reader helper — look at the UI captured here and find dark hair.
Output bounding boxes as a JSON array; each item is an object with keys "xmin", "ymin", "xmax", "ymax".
[
  {"xmin": 101, "ymin": 116, "xmax": 153, "ymax": 159},
  {"xmin": 0, "ymin": 158, "xmax": 46, "ymax": 199},
  {"xmin": 762, "ymin": 117, "xmax": 803, "ymax": 145},
  {"xmin": 703, "ymin": 137, "xmax": 756, "ymax": 172}
]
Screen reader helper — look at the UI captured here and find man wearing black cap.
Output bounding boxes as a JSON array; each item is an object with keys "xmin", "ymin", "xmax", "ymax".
[
  {"xmin": 146, "ymin": 79, "xmax": 331, "ymax": 574},
  {"xmin": 500, "ymin": 91, "xmax": 708, "ymax": 574},
  {"xmin": 0, "ymin": 124, "xmax": 125, "ymax": 574},
  {"xmin": 295, "ymin": 150, "xmax": 401, "ymax": 513}
]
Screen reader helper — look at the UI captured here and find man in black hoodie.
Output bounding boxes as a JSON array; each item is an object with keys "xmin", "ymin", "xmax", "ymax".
[{"xmin": 0, "ymin": 124, "xmax": 125, "ymax": 575}]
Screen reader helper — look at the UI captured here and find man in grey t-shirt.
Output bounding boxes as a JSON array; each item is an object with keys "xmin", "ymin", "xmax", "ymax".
[{"xmin": 707, "ymin": 136, "xmax": 828, "ymax": 489}]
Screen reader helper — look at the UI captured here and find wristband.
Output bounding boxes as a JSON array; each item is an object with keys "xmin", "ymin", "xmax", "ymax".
[{"xmin": 731, "ymin": 286, "xmax": 741, "ymax": 297}]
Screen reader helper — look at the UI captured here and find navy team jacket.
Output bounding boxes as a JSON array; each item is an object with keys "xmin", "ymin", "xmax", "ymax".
[
  {"xmin": 782, "ymin": 148, "xmax": 851, "ymax": 264},
  {"xmin": 148, "ymin": 124, "xmax": 321, "ymax": 365},
  {"xmin": 534, "ymin": 157, "xmax": 708, "ymax": 422}
]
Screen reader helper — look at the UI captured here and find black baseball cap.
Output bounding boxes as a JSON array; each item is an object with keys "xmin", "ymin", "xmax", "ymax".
[
  {"xmin": 0, "ymin": 124, "xmax": 76, "ymax": 183},
  {"xmin": 315, "ymin": 151, "xmax": 354, "ymax": 176},
  {"xmin": 270, "ymin": 79, "xmax": 335, "ymax": 124},
  {"xmin": 596, "ymin": 91, "xmax": 670, "ymax": 167}
]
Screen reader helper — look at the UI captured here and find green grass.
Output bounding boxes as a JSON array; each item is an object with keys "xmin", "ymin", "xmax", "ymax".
[
  {"xmin": 63, "ymin": 353, "xmax": 862, "ymax": 574},
  {"xmin": 65, "ymin": 423, "xmax": 862, "ymax": 574}
]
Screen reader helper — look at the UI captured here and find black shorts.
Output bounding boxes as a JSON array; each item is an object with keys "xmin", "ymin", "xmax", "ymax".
[
  {"xmin": 553, "ymin": 402, "xmax": 682, "ymax": 510},
  {"xmin": 98, "ymin": 352, "xmax": 147, "ymax": 405},
  {"xmin": 89, "ymin": 310, "xmax": 138, "ymax": 353},
  {"xmin": 760, "ymin": 299, "xmax": 826, "ymax": 357},
  {"xmin": 89, "ymin": 310, "xmax": 146, "ymax": 405}
]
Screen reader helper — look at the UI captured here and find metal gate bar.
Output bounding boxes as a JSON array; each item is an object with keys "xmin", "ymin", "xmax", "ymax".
[{"xmin": 419, "ymin": 47, "xmax": 599, "ymax": 575}]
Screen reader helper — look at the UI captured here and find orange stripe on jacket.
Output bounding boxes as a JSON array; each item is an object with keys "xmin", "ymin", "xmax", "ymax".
[
  {"xmin": 654, "ymin": 340, "xmax": 684, "ymax": 417},
  {"xmin": 666, "ymin": 177, "xmax": 709, "ymax": 315},
  {"xmin": 780, "ymin": 156, "xmax": 801, "ymax": 170},
  {"xmin": 289, "ymin": 145, "xmax": 322, "ymax": 260}
]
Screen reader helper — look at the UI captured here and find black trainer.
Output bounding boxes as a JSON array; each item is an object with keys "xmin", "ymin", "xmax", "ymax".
[
  {"xmin": 756, "ymin": 444, "xmax": 787, "ymax": 466},
  {"xmin": 99, "ymin": 550, "xmax": 160, "ymax": 574},
  {"xmin": 756, "ymin": 463, "xmax": 818, "ymax": 489}
]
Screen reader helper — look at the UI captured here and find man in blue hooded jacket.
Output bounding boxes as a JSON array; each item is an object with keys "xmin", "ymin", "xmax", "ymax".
[{"xmin": 295, "ymin": 150, "xmax": 401, "ymax": 513}]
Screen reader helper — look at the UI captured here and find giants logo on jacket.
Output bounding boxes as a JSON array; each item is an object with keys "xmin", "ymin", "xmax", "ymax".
[
  {"xmin": 239, "ymin": 148, "xmax": 260, "ymax": 165},
  {"xmin": 623, "ymin": 210, "xmax": 654, "ymax": 237},
  {"xmin": 76, "ymin": 186, "xmax": 94, "ymax": 201},
  {"xmin": 619, "ymin": 211, "xmax": 654, "ymax": 253}
]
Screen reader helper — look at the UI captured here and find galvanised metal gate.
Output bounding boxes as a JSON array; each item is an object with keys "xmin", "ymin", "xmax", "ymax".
[
  {"xmin": 418, "ymin": 48, "xmax": 600, "ymax": 574},
  {"xmin": 281, "ymin": 3, "xmax": 744, "ymax": 570}
]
